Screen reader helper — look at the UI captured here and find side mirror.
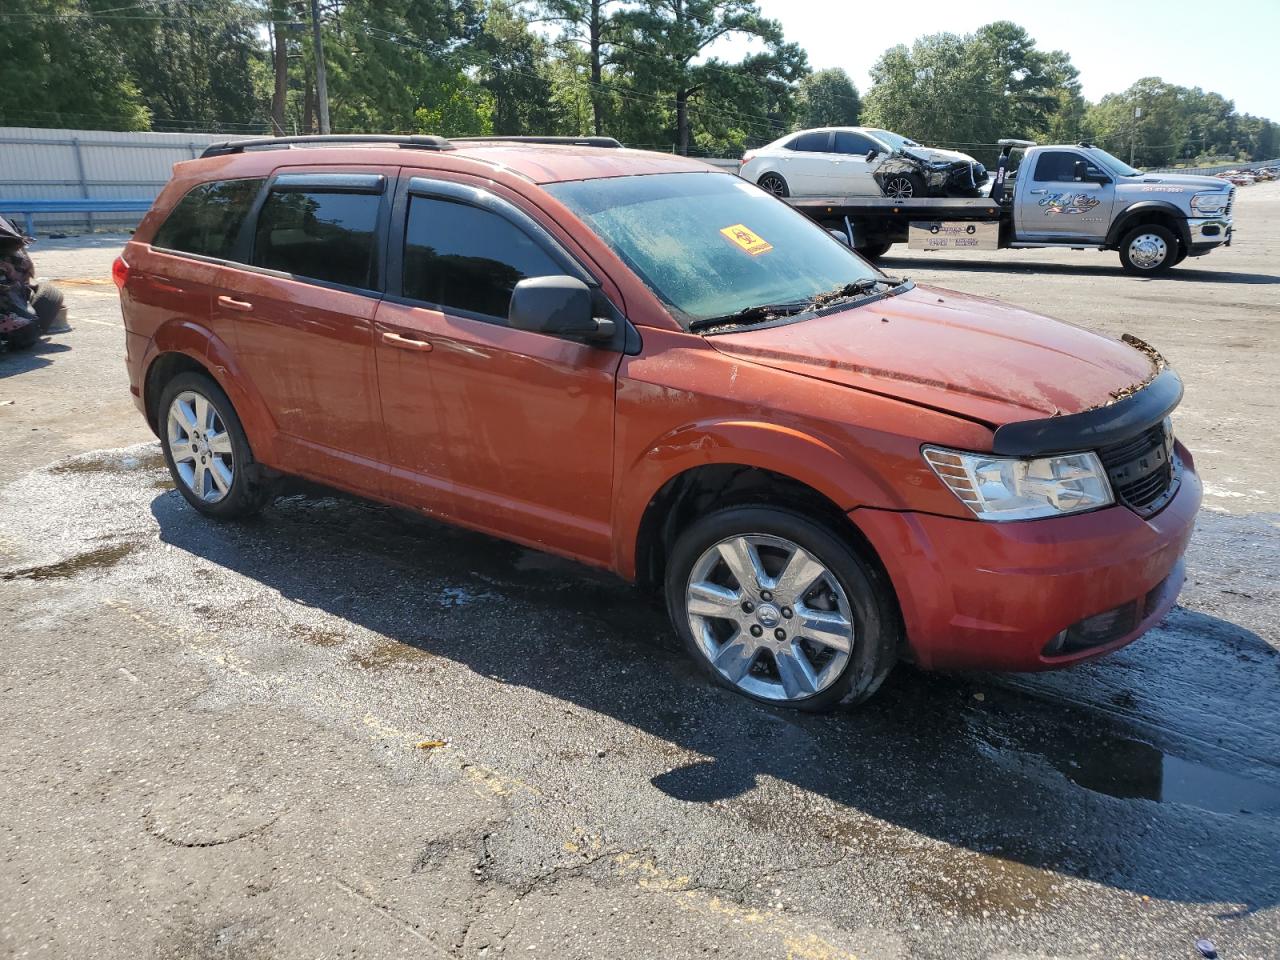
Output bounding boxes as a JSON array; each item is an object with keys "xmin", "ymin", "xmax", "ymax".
[
  {"xmin": 827, "ymin": 228, "xmax": 853, "ymax": 248},
  {"xmin": 1074, "ymin": 160, "xmax": 1110, "ymax": 184},
  {"xmin": 865, "ymin": 148, "xmax": 879, "ymax": 162},
  {"xmin": 509, "ymin": 275, "xmax": 615, "ymax": 343}
]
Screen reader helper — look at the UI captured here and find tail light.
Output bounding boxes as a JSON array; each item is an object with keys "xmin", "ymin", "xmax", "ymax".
[
  {"xmin": 111, "ymin": 255, "xmax": 130, "ymax": 290},
  {"xmin": 740, "ymin": 151, "xmax": 756, "ymax": 167}
]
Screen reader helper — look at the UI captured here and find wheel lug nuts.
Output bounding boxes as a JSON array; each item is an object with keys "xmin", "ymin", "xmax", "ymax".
[
  {"xmin": 774, "ymin": 628, "xmax": 786, "ymax": 641},
  {"xmin": 741, "ymin": 600, "xmax": 754, "ymax": 613},
  {"xmin": 749, "ymin": 625, "xmax": 763, "ymax": 638},
  {"xmin": 781, "ymin": 607, "xmax": 793, "ymax": 619},
  {"xmin": 760, "ymin": 590, "xmax": 773, "ymax": 602}
]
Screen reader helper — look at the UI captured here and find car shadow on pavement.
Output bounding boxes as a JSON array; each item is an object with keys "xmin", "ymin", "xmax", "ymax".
[
  {"xmin": 884, "ymin": 256, "xmax": 1280, "ymax": 285},
  {"xmin": 149, "ymin": 488, "xmax": 1280, "ymax": 915}
]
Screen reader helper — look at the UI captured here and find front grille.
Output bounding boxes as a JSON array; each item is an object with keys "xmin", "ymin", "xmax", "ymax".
[{"xmin": 1098, "ymin": 418, "xmax": 1178, "ymax": 517}]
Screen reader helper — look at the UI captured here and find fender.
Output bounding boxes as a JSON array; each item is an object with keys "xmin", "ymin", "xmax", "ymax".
[
  {"xmin": 1105, "ymin": 201, "xmax": 1192, "ymax": 248},
  {"xmin": 143, "ymin": 319, "xmax": 281, "ymax": 464},
  {"xmin": 611, "ymin": 418, "xmax": 905, "ymax": 579}
]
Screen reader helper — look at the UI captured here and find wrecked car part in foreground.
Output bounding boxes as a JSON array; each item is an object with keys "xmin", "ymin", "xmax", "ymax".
[{"xmin": 115, "ymin": 135, "xmax": 1200, "ymax": 710}]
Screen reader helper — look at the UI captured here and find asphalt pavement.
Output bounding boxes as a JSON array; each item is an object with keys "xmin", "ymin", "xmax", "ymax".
[{"xmin": 1, "ymin": 184, "xmax": 1278, "ymax": 960}]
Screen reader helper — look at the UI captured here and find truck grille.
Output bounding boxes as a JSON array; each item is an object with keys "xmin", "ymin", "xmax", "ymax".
[{"xmin": 1098, "ymin": 418, "xmax": 1178, "ymax": 517}]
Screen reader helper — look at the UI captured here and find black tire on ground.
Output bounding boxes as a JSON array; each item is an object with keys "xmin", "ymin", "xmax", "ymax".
[
  {"xmin": 664, "ymin": 506, "xmax": 901, "ymax": 711},
  {"xmin": 858, "ymin": 242, "xmax": 892, "ymax": 261},
  {"xmin": 881, "ymin": 173, "xmax": 926, "ymax": 200},
  {"xmin": 32, "ymin": 284, "xmax": 67, "ymax": 333},
  {"xmin": 1172, "ymin": 244, "xmax": 1189, "ymax": 266},
  {"xmin": 158, "ymin": 371, "xmax": 273, "ymax": 520},
  {"xmin": 757, "ymin": 173, "xmax": 790, "ymax": 198},
  {"xmin": 1118, "ymin": 223, "xmax": 1178, "ymax": 275}
]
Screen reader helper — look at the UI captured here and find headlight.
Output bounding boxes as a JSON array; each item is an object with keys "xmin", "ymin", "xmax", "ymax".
[
  {"xmin": 922, "ymin": 446, "xmax": 1114, "ymax": 521},
  {"xmin": 1190, "ymin": 192, "xmax": 1229, "ymax": 215}
]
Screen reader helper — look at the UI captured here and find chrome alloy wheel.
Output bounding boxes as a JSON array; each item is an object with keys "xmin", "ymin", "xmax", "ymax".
[
  {"xmin": 758, "ymin": 174, "xmax": 787, "ymax": 197},
  {"xmin": 685, "ymin": 534, "xmax": 855, "ymax": 702},
  {"xmin": 883, "ymin": 176, "xmax": 916, "ymax": 199},
  {"xmin": 166, "ymin": 390, "xmax": 234, "ymax": 503},
  {"xmin": 1128, "ymin": 232, "xmax": 1168, "ymax": 269}
]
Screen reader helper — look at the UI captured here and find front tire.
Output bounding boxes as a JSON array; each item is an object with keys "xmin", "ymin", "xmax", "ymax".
[
  {"xmin": 159, "ymin": 371, "xmax": 271, "ymax": 519},
  {"xmin": 757, "ymin": 173, "xmax": 789, "ymax": 198},
  {"xmin": 859, "ymin": 242, "xmax": 892, "ymax": 261},
  {"xmin": 665, "ymin": 507, "xmax": 900, "ymax": 711},
  {"xmin": 882, "ymin": 173, "xmax": 925, "ymax": 200},
  {"xmin": 1119, "ymin": 224, "xmax": 1177, "ymax": 275}
]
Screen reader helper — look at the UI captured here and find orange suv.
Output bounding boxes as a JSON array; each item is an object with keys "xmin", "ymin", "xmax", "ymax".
[{"xmin": 114, "ymin": 135, "xmax": 1201, "ymax": 710}]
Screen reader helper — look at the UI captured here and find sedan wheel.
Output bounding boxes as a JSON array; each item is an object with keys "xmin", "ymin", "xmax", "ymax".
[
  {"xmin": 684, "ymin": 533, "xmax": 855, "ymax": 702},
  {"xmin": 166, "ymin": 389, "xmax": 235, "ymax": 503},
  {"xmin": 757, "ymin": 173, "xmax": 789, "ymax": 198},
  {"xmin": 882, "ymin": 175, "xmax": 919, "ymax": 199}
]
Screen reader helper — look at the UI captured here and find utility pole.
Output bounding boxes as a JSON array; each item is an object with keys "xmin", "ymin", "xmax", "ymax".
[{"xmin": 309, "ymin": 0, "xmax": 331, "ymax": 135}]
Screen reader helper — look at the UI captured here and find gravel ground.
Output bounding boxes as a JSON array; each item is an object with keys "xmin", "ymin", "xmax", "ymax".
[{"xmin": 1, "ymin": 184, "xmax": 1278, "ymax": 960}]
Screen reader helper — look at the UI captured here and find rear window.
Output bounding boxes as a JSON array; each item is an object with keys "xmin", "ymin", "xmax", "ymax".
[
  {"xmin": 151, "ymin": 178, "xmax": 263, "ymax": 260},
  {"xmin": 252, "ymin": 189, "xmax": 380, "ymax": 289},
  {"xmin": 401, "ymin": 196, "xmax": 562, "ymax": 319}
]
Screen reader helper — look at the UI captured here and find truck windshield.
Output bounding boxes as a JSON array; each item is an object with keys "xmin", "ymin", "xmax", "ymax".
[
  {"xmin": 545, "ymin": 172, "xmax": 880, "ymax": 327},
  {"xmin": 1088, "ymin": 148, "xmax": 1141, "ymax": 178}
]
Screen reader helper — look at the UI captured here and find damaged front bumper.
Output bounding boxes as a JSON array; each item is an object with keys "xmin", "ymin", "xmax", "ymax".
[{"xmin": 873, "ymin": 152, "xmax": 988, "ymax": 198}]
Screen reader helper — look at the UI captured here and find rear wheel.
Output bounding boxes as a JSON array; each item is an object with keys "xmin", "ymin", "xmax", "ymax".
[
  {"xmin": 32, "ymin": 284, "xmax": 68, "ymax": 333},
  {"xmin": 757, "ymin": 173, "xmax": 789, "ymax": 198},
  {"xmin": 1119, "ymin": 224, "xmax": 1177, "ymax": 275},
  {"xmin": 858, "ymin": 242, "xmax": 892, "ymax": 261},
  {"xmin": 159, "ymin": 372, "xmax": 271, "ymax": 519},
  {"xmin": 665, "ymin": 506, "xmax": 899, "ymax": 711},
  {"xmin": 882, "ymin": 173, "xmax": 925, "ymax": 200}
]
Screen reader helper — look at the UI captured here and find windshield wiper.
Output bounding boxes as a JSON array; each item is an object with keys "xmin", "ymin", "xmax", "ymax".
[
  {"xmin": 806, "ymin": 276, "xmax": 902, "ymax": 310},
  {"xmin": 689, "ymin": 300, "xmax": 811, "ymax": 332}
]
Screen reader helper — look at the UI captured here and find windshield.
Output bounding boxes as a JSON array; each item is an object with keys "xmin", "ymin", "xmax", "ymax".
[
  {"xmin": 1087, "ymin": 147, "xmax": 1141, "ymax": 178},
  {"xmin": 865, "ymin": 129, "xmax": 918, "ymax": 150},
  {"xmin": 545, "ymin": 172, "xmax": 880, "ymax": 327}
]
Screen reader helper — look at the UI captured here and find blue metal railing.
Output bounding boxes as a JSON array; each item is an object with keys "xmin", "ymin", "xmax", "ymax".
[{"xmin": 0, "ymin": 198, "xmax": 153, "ymax": 238}]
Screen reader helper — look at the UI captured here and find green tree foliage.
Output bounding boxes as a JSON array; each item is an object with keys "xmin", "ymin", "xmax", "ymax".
[
  {"xmin": 476, "ymin": 1, "xmax": 560, "ymax": 135},
  {"xmin": 538, "ymin": 0, "xmax": 627, "ymax": 135},
  {"xmin": 796, "ymin": 68, "xmax": 859, "ymax": 128},
  {"xmin": 611, "ymin": 0, "xmax": 806, "ymax": 155},
  {"xmin": 0, "ymin": 0, "xmax": 150, "ymax": 130}
]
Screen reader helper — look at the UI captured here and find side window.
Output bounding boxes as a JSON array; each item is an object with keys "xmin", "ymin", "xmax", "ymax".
[
  {"xmin": 834, "ymin": 131, "xmax": 876, "ymax": 155},
  {"xmin": 1034, "ymin": 151, "xmax": 1085, "ymax": 183},
  {"xmin": 787, "ymin": 132, "xmax": 832, "ymax": 153},
  {"xmin": 151, "ymin": 178, "xmax": 263, "ymax": 260},
  {"xmin": 252, "ymin": 189, "xmax": 380, "ymax": 289},
  {"xmin": 402, "ymin": 196, "xmax": 563, "ymax": 320}
]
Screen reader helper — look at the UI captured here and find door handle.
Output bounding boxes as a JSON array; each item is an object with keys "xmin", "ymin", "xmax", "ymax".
[
  {"xmin": 381, "ymin": 330, "xmax": 433, "ymax": 352},
  {"xmin": 217, "ymin": 295, "xmax": 254, "ymax": 312},
  {"xmin": 1029, "ymin": 189, "xmax": 1048, "ymax": 195}
]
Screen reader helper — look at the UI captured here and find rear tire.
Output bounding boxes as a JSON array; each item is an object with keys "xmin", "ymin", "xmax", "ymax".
[
  {"xmin": 665, "ymin": 506, "xmax": 900, "ymax": 711},
  {"xmin": 1119, "ymin": 224, "xmax": 1177, "ymax": 275},
  {"xmin": 32, "ymin": 284, "xmax": 68, "ymax": 333},
  {"xmin": 757, "ymin": 173, "xmax": 789, "ymax": 198},
  {"xmin": 158, "ymin": 372, "xmax": 272, "ymax": 520},
  {"xmin": 859, "ymin": 242, "xmax": 892, "ymax": 261}
]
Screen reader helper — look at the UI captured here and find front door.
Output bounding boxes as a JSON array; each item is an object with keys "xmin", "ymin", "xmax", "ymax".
[
  {"xmin": 375, "ymin": 179, "xmax": 620, "ymax": 565},
  {"xmin": 830, "ymin": 130, "xmax": 882, "ymax": 196},
  {"xmin": 217, "ymin": 168, "xmax": 393, "ymax": 495},
  {"xmin": 1017, "ymin": 149, "xmax": 1115, "ymax": 242}
]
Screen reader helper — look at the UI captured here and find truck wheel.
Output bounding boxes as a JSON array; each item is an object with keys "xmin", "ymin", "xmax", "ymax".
[
  {"xmin": 757, "ymin": 173, "xmax": 789, "ymax": 197},
  {"xmin": 1172, "ymin": 244, "xmax": 1189, "ymax": 266},
  {"xmin": 882, "ymin": 173, "xmax": 925, "ymax": 199},
  {"xmin": 159, "ymin": 372, "xmax": 273, "ymax": 520},
  {"xmin": 665, "ymin": 506, "xmax": 900, "ymax": 711},
  {"xmin": 859, "ymin": 242, "xmax": 892, "ymax": 261},
  {"xmin": 1119, "ymin": 224, "xmax": 1177, "ymax": 275}
]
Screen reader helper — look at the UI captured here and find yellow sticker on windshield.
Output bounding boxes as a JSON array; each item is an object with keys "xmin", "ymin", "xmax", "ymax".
[{"xmin": 720, "ymin": 223, "xmax": 773, "ymax": 256}]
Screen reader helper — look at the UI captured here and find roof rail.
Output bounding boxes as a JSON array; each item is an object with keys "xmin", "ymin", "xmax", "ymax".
[
  {"xmin": 200, "ymin": 134, "xmax": 454, "ymax": 158},
  {"xmin": 450, "ymin": 136, "xmax": 623, "ymax": 149}
]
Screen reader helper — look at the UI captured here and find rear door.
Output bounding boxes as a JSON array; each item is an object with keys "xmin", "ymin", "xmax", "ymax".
[
  {"xmin": 777, "ymin": 131, "xmax": 835, "ymax": 195},
  {"xmin": 212, "ymin": 167, "xmax": 393, "ymax": 496},
  {"xmin": 1016, "ymin": 149, "xmax": 1115, "ymax": 241},
  {"xmin": 373, "ymin": 176, "xmax": 621, "ymax": 565}
]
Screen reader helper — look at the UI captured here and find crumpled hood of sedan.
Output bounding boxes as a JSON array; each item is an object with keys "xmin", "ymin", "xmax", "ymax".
[{"xmin": 707, "ymin": 283, "xmax": 1157, "ymax": 427}]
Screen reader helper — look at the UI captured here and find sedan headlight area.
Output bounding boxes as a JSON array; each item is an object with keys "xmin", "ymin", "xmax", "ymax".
[
  {"xmin": 1189, "ymin": 192, "xmax": 1230, "ymax": 216},
  {"xmin": 923, "ymin": 447, "xmax": 1114, "ymax": 521}
]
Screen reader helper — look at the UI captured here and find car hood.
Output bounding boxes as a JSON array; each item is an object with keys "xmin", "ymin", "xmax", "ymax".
[
  {"xmin": 1122, "ymin": 172, "xmax": 1230, "ymax": 192},
  {"xmin": 907, "ymin": 146, "xmax": 977, "ymax": 165},
  {"xmin": 707, "ymin": 284, "xmax": 1157, "ymax": 427}
]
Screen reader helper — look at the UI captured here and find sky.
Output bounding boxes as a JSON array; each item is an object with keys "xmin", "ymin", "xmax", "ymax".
[{"xmin": 712, "ymin": 0, "xmax": 1279, "ymax": 120}]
